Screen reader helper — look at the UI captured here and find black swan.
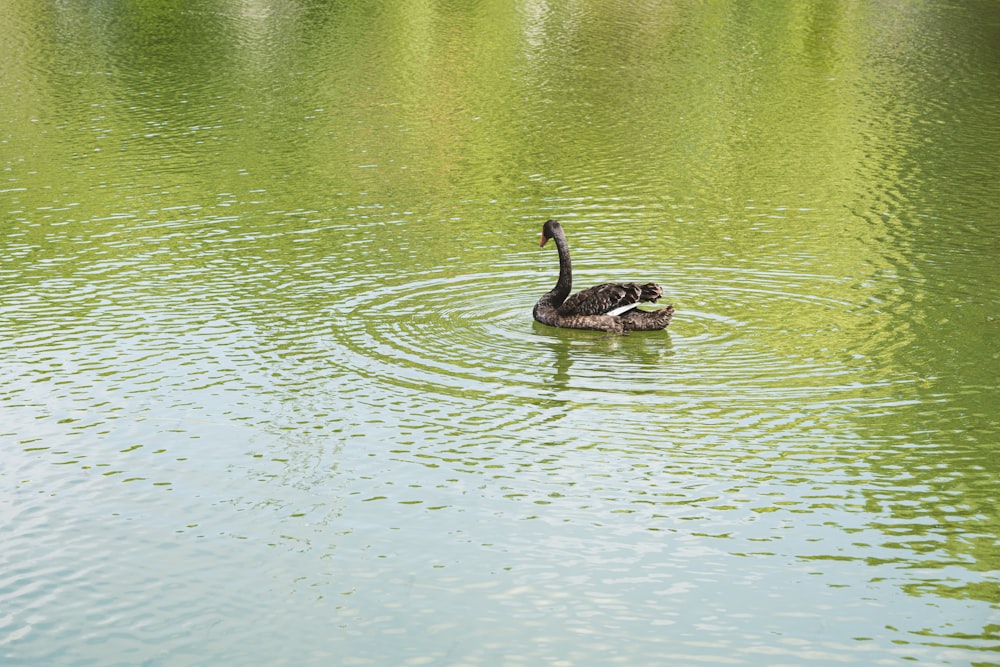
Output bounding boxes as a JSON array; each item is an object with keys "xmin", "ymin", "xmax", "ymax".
[{"xmin": 533, "ymin": 219, "xmax": 675, "ymax": 334}]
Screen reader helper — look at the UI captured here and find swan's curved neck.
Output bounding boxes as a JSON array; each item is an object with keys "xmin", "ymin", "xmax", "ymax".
[{"xmin": 547, "ymin": 229, "xmax": 573, "ymax": 306}]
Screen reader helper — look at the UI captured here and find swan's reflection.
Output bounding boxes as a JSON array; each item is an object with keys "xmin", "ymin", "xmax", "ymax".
[{"xmin": 531, "ymin": 320, "xmax": 675, "ymax": 397}]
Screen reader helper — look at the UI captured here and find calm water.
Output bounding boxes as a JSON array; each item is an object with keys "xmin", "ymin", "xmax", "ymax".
[{"xmin": 2, "ymin": 1, "xmax": 999, "ymax": 665}]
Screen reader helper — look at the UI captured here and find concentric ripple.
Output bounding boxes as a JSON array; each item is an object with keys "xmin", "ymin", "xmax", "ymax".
[
  {"xmin": 322, "ymin": 261, "xmax": 915, "ymax": 419},
  {"xmin": 327, "ymin": 269, "xmax": 550, "ymax": 397}
]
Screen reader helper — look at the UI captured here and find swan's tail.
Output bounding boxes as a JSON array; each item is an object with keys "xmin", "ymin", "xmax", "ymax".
[{"xmin": 621, "ymin": 304, "xmax": 675, "ymax": 331}]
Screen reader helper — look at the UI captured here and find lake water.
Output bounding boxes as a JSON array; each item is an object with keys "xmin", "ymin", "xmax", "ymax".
[{"xmin": 2, "ymin": 1, "xmax": 999, "ymax": 665}]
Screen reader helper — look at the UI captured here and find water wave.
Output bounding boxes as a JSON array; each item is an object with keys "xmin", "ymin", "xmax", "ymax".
[{"xmin": 322, "ymin": 259, "xmax": 915, "ymax": 425}]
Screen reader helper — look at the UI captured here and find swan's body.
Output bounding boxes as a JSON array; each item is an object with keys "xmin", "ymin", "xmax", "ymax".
[{"xmin": 533, "ymin": 219, "xmax": 674, "ymax": 334}]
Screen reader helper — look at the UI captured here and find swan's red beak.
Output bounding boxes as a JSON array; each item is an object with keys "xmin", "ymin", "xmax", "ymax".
[{"xmin": 539, "ymin": 234, "xmax": 549, "ymax": 247}]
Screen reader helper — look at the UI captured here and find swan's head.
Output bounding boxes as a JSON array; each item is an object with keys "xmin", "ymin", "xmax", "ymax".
[{"xmin": 540, "ymin": 219, "xmax": 562, "ymax": 247}]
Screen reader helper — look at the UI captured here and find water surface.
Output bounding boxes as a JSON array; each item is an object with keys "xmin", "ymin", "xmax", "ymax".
[{"xmin": 2, "ymin": 1, "xmax": 999, "ymax": 665}]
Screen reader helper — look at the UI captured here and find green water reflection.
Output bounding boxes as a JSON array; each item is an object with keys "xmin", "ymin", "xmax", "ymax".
[{"xmin": 2, "ymin": 0, "xmax": 999, "ymax": 665}]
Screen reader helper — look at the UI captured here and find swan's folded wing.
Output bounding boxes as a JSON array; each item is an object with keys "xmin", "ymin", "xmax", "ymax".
[{"xmin": 558, "ymin": 282, "xmax": 662, "ymax": 317}]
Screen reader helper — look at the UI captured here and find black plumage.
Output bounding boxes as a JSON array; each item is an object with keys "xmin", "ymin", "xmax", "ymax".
[{"xmin": 533, "ymin": 219, "xmax": 674, "ymax": 334}]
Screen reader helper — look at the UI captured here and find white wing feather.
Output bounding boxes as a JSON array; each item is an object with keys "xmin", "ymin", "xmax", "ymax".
[{"xmin": 606, "ymin": 302, "xmax": 639, "ymax": 317}]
